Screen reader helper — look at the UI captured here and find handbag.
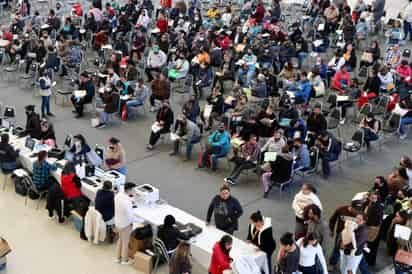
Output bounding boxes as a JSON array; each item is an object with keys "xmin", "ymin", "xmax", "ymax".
[
  {"xmin": 367, "ymin": 226, "xmax": 380, "ymax": 242},
  {"xmin": 0, "ymin": 238, "xmax": 11, "ymax": 257}
]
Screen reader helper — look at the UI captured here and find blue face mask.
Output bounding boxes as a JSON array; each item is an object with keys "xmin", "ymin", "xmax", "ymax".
[{"xmin": 63, "ymin": 25, "xmax": 70, "ymax": 31}]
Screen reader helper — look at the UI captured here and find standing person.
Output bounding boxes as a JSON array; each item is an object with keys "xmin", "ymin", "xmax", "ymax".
[
  {"xmin": 276, "ymin": 232, "xmax": 300, "ymax": 274},
  {"xmin": 209, "ymin": 235, "xmax": 233, "ymax": 274},
  {"xmin": 114, "ymin": 182, "xmax": 136, "ymax": 264},
  {"xmin": 296, "ymin": 233, "xmax": 328, "ymax": 274},
  {"xmin": 304, "ymin": 204, "xmax": 328, "ymax": 252},
  {"xmin": 247, "ymin": 211, "xmax": 277, "ymax": 274},
  {"xmin": 403, "ymin": 0, "xmax": 412, "ymax": 41},
  {"xmin": 23, "ymin": 105, "xmax": 42, "ymax": 139},
  {"xmin": 169, "ymin": 242, "xmax": 192, "ymax": 274},
  {"xmin": 292, "ymin": 183, "xmax": 323, "ymax": 239},
  {"xmin": 363, "ymin": 192, "xmax": 383, "ymax": 267},
  {"xmin": 95, "ymin": 181, "xmax": 115, "ymax": 224},
  {"xmin": 38, "ymin": 70, "xmax": 54, "ymax": 118},
  {"xmin": 328, "ymin": 201, "xmax": 359, "ymax": 271},
  {"xmin": 340, "ymin": 213, "xmax": 368, "ymax": 274},
  {"xmin": 206, "ymin": 184, "xmax": 243, "ymax": 235},
  {"xmin": 104, "ymin": 137, "xmax": 127, "ymax": 175}
]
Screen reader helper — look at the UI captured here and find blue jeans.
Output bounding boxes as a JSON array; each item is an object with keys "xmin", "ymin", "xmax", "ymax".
[
  {"xmin": 174, "ymin": 135, "xmax": 201, "ymax": 159},
  {"xmin": 329, "ymin": 235, "xmax": 341, "ymax": 266},
  {"xmin": 0, "ymin": 161, "xmax": 17, "ymax": 172},
  {"xmin": 99, "ymin": 110, "xmax": 110, "ymax": 124},
  {"xmin": 238, "ymin": 66, "xmax": 256, "ymax": 86},
  {"xmin": 358, "ymin": 256, "xmax": 371, "ymax": 274},
  {"xmin": 321, "ymin": 152, "xmax": 339, "ymax": 176},
  {"xmin": 297, "ymin": 52, "xmax": 308, "ymax": 68},
  {"xmin": 404, "ymin": 20, "xmax": 412, "ymax": 40},
  {"xmin": 41, "ymin": 95, "xmax": 50, "ymax": 115},
  {"xmin": 126, "ymin": 98, "xmax": 144, "ymax": 114},
  {"xmin": 399, "ymin": 117, "xmax": 412, "ymax": 135}
]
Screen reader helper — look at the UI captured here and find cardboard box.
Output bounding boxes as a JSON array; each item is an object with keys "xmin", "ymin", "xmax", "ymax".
[
  {"xmin": 128, "ymin": 237, "xmax": 153, "ymax": 259},
  {"xmin": 133, "ymin": 251, "xmax": 153, "ymax": 274}
]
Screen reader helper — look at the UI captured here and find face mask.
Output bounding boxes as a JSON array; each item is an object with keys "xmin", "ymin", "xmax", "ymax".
[
  {"xmin": 75, "ymin": 141, "xmax": 82, "ymax": 150},
  {"xmin": 218, "ymin": 129, "xmax": 224, "ymax": 133}
]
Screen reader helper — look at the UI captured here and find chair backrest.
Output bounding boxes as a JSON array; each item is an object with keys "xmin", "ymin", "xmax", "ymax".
[
  {"xmin": 377, "ymin": 95, "xmax": 390, "ymax": 109},
  {"xmin": 359, "ymin": 103, "xmax": 372, "ymax": 115},
  {"xmin": 330, "ymin": 107, "xmax": 341, "ymax": 120},
  {"xmin": 326, "ymin": 93, "xmax": 337, "ymax": 107},
  {"xmin": 387, "ymin": 113, "xmax": 401, "ymax": 130},
  {"xmin": 352, "ymin": 130, "xmax": 364, "ymax": 145},
  {"xmin": 153, "ymin": 237, "xmax": 170, "ymax": 263},
  {"xmin": 309, "ymin": 147, "xmax": 319, "ymax": 171}
]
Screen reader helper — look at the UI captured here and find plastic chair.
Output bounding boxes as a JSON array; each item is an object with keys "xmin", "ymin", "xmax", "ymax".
[
  {"xmin": 343, "ymin": 130, "xmax": 365, "ymax": 161},
  {"xmin": 372, "ymin": 95, "xmax": 390, "ymax": 116},
  {"xmin": 295, "ymin": 147, "xmax": 319, "ymax": 181},
  {"xmin": 381, "ymin": 112, "xmax": 401, "ymax": 143},
  {"xmin": 152, "ymin": 238, "xmax": 170, "ymax": 274},
  {"xmin": 327, "ymin": 108, "xmax": 342, "ymax": 138},
  {"xmin": 352, "ymin": 103, "xmax": 372, "ymax": 124},
  {"xmin": 1, "ymin": 168, "xmax": 14, "ymax": 191},
  {"xmin": 25, "ymin": 176, "xmax": 49, "ymax": 210}
]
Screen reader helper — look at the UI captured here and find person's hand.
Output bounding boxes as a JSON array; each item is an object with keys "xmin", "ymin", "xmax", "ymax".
[{"xmin": 159, "ymin": 121, "xmax": 165, "ymax": 126}]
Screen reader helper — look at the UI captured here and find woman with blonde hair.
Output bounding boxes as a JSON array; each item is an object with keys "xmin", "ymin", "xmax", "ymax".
[{"xmin": 169, "ymin": 242, "xmax": 192, "ymax": 274}]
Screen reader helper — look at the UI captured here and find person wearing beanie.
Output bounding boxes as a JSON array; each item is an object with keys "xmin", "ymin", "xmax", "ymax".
[{"xmin": 157, "ymin": 214, "xmax": 189, "ymax": 253}]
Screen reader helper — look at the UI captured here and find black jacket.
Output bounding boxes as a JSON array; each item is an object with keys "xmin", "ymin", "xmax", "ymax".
[
  {"xmin": 206, "ymin": 195, "xmax": 243, "ymax": 231},
  {"xmin": 94, "ymin": 189, "xmax": 115, "ymax": 222},
  {"xmin": 307, "ymin": 113, "xmax": 327, "ymax": 134},
  {"xmin": 0, "ymin": 142, "xmax": 18, "ymax": 163},
  {"xmin": 270, "ymin": 154, "xmax": 293, "ymax": 183},
  {"xmin": 156, "ymin": 107, "xmax": 174, "ymax": 132},
  {"xmin": 247, "ymin": 223, "xmax": 277, "ymax": 255},
  {"xmin": 157, "ymin": 225, "xmax": 188, "ymax": 251},
  {"xmin": 25, "ymin": 112, "xmax": 41, "ymax": 139}
]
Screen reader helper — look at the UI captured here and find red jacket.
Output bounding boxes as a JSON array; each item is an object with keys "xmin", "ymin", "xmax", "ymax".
[
  {"xmin": 208, "ymin": 242, "xmax": 231, "ymax": 274},
  {"xmin": 332, "ymin": 71, "xmax": 351, "ymax": 94},
  {"xmin": 396, "ymin": 65, "xmax": 412, "ymax": 84},
  {"xmin": 156, "ymin": 19, "xmax": 168, "ymax": 33},
  {"xmin": 61, "ymin": 173, "xmax": 82, "ymax": 199}
]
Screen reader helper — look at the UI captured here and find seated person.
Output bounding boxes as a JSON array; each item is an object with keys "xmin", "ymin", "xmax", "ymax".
[
  {"xmin": 150, "ymin": 73, "xmax": 171, "ymax": 112},
  {"xmin": 147, "ymin": 100, "xmax": 174, "ymax": 150},
  {"xmin": 39, "ymin": 120, "xmax": 57, "ymax": 148},
  {"xmin": 157, "ymin": 215, "xmax": 189, "ymax": 253},
  {"xmin": 251, "ymin": 74, "xmax": 268, "ymax": 98},
  {"xmin": 199, "ymin": 123, "xmax": 231, "ymax": 171},
  {"xmin": 384, "ymin": 44, "xmax": 401, "ymax": 68},
  {"xmin": 257, "ymin": 105, "xmax": 278, "ymax": 138},
  {"xmin": 360, "ymin": 113, "xmax": 380, "ymax": 148},
  {"xmin": 70, "ymin": 72, "xmax": 95, "ymax": 118},
  {"xmin": 201, "ymin": 87, "xmax": 224, "ymax": 131},
  {"xmin": 23, "ymin": 105, "xmax": 42, "ymax": 139},
  {"xmin": 105, "ymin": 137, "xmax": 127, "ymax": 175},
  {"xmin": 261, "ymin": 130, "xmax": 286, "ymax": 154},
  {"xmin": 224, "ymin": 134, "xmax": 260, "ymax": 185},
  {"xmin": 306, "ymin": 104, "xmax": 327, "ymax": 145},
  {"xmin": 125, "ymin": 78, "xmax": 150, "ymax": 115},
  {"xmin": 169, "ymin": 53, "xmax": 189, "ymax": 80},
  {"xmin": 396, "ymin": 60, "xmax": 412, "ymax": 86},
  {"xmin": 60, "ymin": 162, "xmax": 84, "ymax": 213},
  {"xmin": 316, "ymin": 131, "xmax": 341, "ymax": 178},
  {"xmin": 95, "ymin": 181, "xmax": 115, "ymax": 224},
  {"xmin": 237, "ymin": 49, "xmax": 257, "ymax": 86},
  {"xmin": 66, "ymin": 134, "xmax": 92, "ymax": 164},
  {"xmin": 261, "ymin": 145, "xmax": 293, "ymax": 197},
  {"xmin": 181, "ymin": 95, "xmax": 200, "ymax": 123},
  {"xmin": 60, "ymin": 41, "xmax": 82, "ymax": 77},
  {"xmin": 292, "ymin": 138, "xmax": 310, "ymax": 171},
  {"xmin": 378, "ymin": 66, "xmax": 394, "ymax": 93},
  {"xmin": 145, "ymin": 45, "xmax": 167, "ymax": 81},
  {"xmin": 286, "ymin": 118, "xmax": 306, "ymax": 142},
  {"xmin": 33, "ymin": 150, "xmax": 57, "ymax": 191},
  {"xmin": 170, "ymin": 115, "xmax": 201, "ymax": 160},
  {"xmin": 94, "ymin": 88, "xmax": 120, "ymax": 128},
  {"xmin": 292, "ymin": 71, "xmax": 312, "ymax": 104},
  {"xmin": 332, "ymin": 66, "xmax": 351, "ymax": 94},
  {"xmin": 194, "ymin": 64, "xmax": 213, "ymax": 98},
  {"xmin": 0, "ymin": 134, "xmax": 19, "ymax": 172}
]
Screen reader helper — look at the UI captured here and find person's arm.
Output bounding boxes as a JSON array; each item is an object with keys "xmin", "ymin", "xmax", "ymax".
[
  {"xmin": 232, "ymin": 197, "xmax": 243, "ymax": 219},
  {"xmin": 329, "ymin": 208, "xmax": 339, "ymax": 235},
  {"xmin": 206, "ymin": 197, "xmax": 216, "ymax": 223},
  {"xmin": 316, "ymin": 244, "xmax": 328, "ymax": 274}
]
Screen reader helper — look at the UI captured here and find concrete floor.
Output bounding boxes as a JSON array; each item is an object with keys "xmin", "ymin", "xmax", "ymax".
[{"xmin": 0, "ymin": 1, "xmax": 411, "ymax": 274}]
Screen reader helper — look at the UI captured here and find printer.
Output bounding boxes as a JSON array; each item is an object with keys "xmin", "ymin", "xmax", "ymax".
[
  {"xmin": 104, "ymin": 170, "xmax": 125, "ymax": 188},
  {"xmin": 134, "ymin": 184, "xmax": 159, "ymax": 205}
]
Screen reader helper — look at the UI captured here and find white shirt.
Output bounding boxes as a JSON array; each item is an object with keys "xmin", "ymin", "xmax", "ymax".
[
  {"xmin": 407, "ymin": 168, "xmax": 412, "ymax": 189},
  {"xmin": 114, "ymin": 192, "xmax": 134, "ymax": 229},
  {"xmin": 147, "ymin": 50, "xmax": 167, "ymax": 68},
  {"xmin": 292, "ymin": 191, "xmax": 323, "ymax": 219},
  {"xmin": 221, "ymin": 13, "xmax": 232, "ymax": 27},
  {"xmin": 378, "ymin": 72, "xmax": 394, "ymax": 90},
  {"xmin": 296, "ymin": 238, "xmax": 328, "ymax": 274}
]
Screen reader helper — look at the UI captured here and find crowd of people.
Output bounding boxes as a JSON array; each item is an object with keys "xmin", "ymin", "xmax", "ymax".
[{"xmin": 1, "ymin": 0, "xmax": 412, "ymax": 272}]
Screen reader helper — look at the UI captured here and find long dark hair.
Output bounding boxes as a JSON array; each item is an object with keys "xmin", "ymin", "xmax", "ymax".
[
  {"xmin": 250, "ymin": 211, "xmax": 263, "ymax": 223},
  {"xmin": 62, "ymin": 162, "xmax": 76, "ymax": 175},
  {"xmin": 303, "ymin": 204, "xmax": 322, "ymax": 221},
  {"xmin": 302, "ymin": 232, "xmax": 317, "ymax": 247},
  {"xmin": 219, "ymin": 235, "xmax": 233, "ymax": 255}
]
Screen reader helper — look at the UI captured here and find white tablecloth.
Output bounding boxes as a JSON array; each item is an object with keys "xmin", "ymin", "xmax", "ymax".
[{"xmin": 133, "ymin": 203, "xmax": 269, "ymax": 274}]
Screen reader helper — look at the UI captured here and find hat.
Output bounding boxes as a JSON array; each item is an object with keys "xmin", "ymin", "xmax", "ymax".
[{"xmin": 25, "ymin": 105, "xmax": 35, "ymax": 111}]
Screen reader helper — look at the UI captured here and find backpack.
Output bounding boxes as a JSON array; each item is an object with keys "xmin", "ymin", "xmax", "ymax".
[{"xmin": 14, "ymin": 176, "xmax": 30, "ymax": 196}]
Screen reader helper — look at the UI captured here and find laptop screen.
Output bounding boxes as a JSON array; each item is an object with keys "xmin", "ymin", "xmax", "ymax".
[{"xmin": 25, "ymin": 138, "xmax": 35, "ymax": 151}]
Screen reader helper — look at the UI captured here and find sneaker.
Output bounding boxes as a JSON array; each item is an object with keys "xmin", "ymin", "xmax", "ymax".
[
  {"xmin": 400, "ymin": 133, "xmax": 408, "ymax": 140},
  {"xmin": 95, "ymin": 123, "xmax": 107, "ymax": 129},
  {"xmin": 263, "ymin": 191, "xmax": 269, "ymax": 198},
  {"xmin": 120, "ymin": 261, "xmax": 130, "ymax": 265},
  {"xmin": 150, "ymin": 107, "xmax": 156, "ymax": 112},
  {"xmin": 114, "ymin": 259, "xmax": 121, "ymax": 264},
  {"xmin": 339, "ymin": 118, "xmax": 346, "ymax": 125},
  {"xmin": 224, "ymin": 178, "xmax": 236, "ymax": 185},
  {"xmin": 169, "ymin": 151, "xmax": 177, "ymax": 156},
  {"xmin": 47, "ymin": 112, "xmax": 55, "ymax": 117},
  {"xmin": 146, "ymin": 144, "xmax": 153, "ymax": 150}
]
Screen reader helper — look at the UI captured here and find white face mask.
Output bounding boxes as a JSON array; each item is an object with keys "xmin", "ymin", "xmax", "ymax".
[{"xmin": 75, "ymin": 141, "xmax": 82, "ymax": 151}]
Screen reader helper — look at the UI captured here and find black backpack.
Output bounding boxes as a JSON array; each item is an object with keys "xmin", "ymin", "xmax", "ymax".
[{"xmin": 14, "ymin": 176, "xmax": 30, "ymax": 196}]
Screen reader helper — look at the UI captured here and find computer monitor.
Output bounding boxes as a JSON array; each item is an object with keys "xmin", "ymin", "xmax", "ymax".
[{"xmin": 25, "ymin": 138, "xmax": 36, "ymax": 151}]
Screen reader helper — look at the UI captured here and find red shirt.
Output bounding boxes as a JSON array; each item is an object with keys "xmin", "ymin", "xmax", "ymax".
[
  {"xmin": 61, "ymin": 173, "xmax": 82, "ymax": 199},
  {"xmin": 396, "ymin": 65, "xmax": 412, "ymax": 84},
  {"xmin": 332, "ymin": 70, "xmax": 351, "ymax": 94},
  {"xmin": 208, "ymin": 242, "xmax": 231, "ymax": 274},
  {"xmin": 156, "ymin": 18, "xmax": 168, "ymax": 33},
  {"xmin": 2, "ymin": 31, "xmax": 13, "ymax": 42}
]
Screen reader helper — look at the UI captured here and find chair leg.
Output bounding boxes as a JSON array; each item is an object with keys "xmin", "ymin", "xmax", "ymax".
[{"xmin": 2, "ymin": 174, "xmax": 7, "ymax": 191}]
